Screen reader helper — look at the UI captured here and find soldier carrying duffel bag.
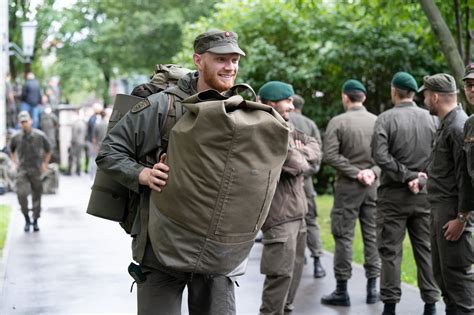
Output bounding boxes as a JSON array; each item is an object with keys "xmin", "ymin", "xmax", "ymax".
[{"xmin": 94, "ymin": 29, "xmax": 289, "ymax": 315}]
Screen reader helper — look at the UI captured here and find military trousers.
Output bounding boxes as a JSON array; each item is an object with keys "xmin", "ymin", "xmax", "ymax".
[
  {"xmin": 376, "ymin": 188, "xmax": 439, "ymax": 304},
  {"xmin": 305, "ymin": 195, "xmax": 323, "ymax": 258},
  {"xmin": 430, "ymin": 201, "xmax": 474, "ymax": 315},
  {"xmin": 330, "ymin": 178, "xmax": 380, "ymax": 281},
  {"xmin": 138, "ymin": 242, "xmax": 236, "ymax": 315},
  {"xmin": 16, "ymin": 170, "xmax": 43, "ymax": 219},
  {"xmin": 260, "ymin": 219, "xmax": 306, "ymax": 315}
]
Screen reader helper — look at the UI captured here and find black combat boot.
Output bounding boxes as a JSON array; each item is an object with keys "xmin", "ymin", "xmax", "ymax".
[
  {"xmin": 313, "ymin": 257, "xmax": 326, "ymax": 278},
  {"xmin": 366, "ymin": 277, "xmax": 379, "ymax": 304},
  {"xmin": 423, "ymin": 303, "xmax": 436, "ymax": 315},
  {"xmin": 23, "ymin": 214, "xmax": 31, "ymax": 232},
  {"xmin": 382, "ymin": 302, "xmax": 396, "ymax": 315},
  {"xmin": 32, "ymin": 219, "xmax": 40, "ymax": 232},
  {"xmin": 321, "ymin": 280, "xmax": 350, "ymax": 306}
]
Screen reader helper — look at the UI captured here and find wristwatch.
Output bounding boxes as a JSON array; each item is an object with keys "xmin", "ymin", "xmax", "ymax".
[{"xmin": 457, "ymin": 212, "xmax": 469, "ymax": 224}]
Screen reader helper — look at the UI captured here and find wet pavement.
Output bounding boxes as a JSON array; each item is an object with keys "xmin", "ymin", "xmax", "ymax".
[{"xmin": 0, "ymin": 174, "xmax": 444, "ymax": 314}]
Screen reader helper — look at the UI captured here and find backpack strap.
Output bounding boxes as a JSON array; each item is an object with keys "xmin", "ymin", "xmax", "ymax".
[{"xmin": 158, "ymin": 87, "xmax": 188, "ymax": 156}]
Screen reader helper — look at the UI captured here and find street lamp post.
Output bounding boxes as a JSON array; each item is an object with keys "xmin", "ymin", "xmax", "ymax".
[{"xmin": 0, "ymin": 9, "xmax": 38, "ymax": 149}]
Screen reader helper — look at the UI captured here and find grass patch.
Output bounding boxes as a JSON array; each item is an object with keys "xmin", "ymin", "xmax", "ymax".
[
  {"xmin": 316, "ymin": 194, "xmax": 418, "ymax": 286},
  {"xmin": 0, "ymin": 204, "xmax": 11, "ymax": 255}
]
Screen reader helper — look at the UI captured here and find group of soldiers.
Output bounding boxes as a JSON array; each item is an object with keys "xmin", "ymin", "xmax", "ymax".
[{"xmin": 7, "ymin": 28, "xmax": 472, "ymax": 315}]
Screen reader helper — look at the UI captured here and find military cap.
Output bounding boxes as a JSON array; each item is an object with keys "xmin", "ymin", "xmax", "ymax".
[
  {"xmin": 342, "ymin": 79, "xmax": 367, "ymax": 94},
  {"xmin": 18, "ymin": 111, "xmax": 31, "ymax": 122},
  {"xmin": 418, "ymin": 73, "xmax": 457, "ymax": 93},
  {"xmin": 292, "ymin": 94, "xmax": 305, "ymax": 109},
  {"xmin": 391, "ymin": 72, "xmax": 418, "ymax": 92},
  {"xmin": 463, "ymin": 63, "xmax": 474, "ymax": 81},
  {"xmin": 258, "ymin": 81, "xmax": 294, "ymax": 102},
  {"xmin": 194, "ymin": 30, "xmax": 245, "ymax": 56}
]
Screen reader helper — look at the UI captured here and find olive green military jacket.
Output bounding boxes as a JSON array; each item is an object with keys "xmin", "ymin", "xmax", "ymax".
[
  {"xmin": 428, "ymin": 107, "xmax": 474, "ymax": 230},
  {"xmin": 261, "ymin": 126, "xmax": 321, "ymax": 231},
  {"xmin": 9, "ymin": 128, "xmax": 51, "ymax": 174},
  {"xmin": 372, "ymin": 102, "xmax": 438, "ymax": 191},
  {"xmin": 96, "ymin": 72, "xmax": 198, "ymax": 263},
  {"xmin": 464, "ymin": 115, "xmax": 474, "ymax": 187},
  {"xmin": 323, "ymin": 105, "xmax": 380, "ymax": 182},
  {"xmin": 289, "ymin": 111, "xmax": 321, "ymax": 198}
]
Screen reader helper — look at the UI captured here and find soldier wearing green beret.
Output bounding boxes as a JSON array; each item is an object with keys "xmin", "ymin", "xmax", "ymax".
[
  {"xmin": 289, "ymin": 94, "xmax": 326, "ymax": 279},
  {"xmin": 257, "ymin": 81, "xmax": 321, "ymax": 314},
  {"xmin": 96, "ymin": 29, "xmax": 245, "ymax": 315},
  {"xmin": 372, "ymin": 72, "xmax": 440, "ymax": 315},
  {"xmin": 421, "ymin": 73, "xmax": 474, "ymax": 315},
  {"xmin": 321, "ymin": 79, "xmax": 381, "ymax": 307}
]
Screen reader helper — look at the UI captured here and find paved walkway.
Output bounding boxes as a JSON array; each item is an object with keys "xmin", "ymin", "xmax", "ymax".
[{"xmin": 0, "ymin": 174, "xmax": 443, "ymax": 314}]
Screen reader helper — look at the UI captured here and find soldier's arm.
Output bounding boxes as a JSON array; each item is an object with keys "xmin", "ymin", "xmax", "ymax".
[
  {"xmin": 96, "ymin": 95, "xmax": 167, "ymax": 194},
  {"xmin": 371, "ymin": 117, "xmax": 418, "ymax": 183},
  {"xmin": 322, "ymin": 119, "xmax": 360, "ymax": 179},
  {"xmin": 453, "ymin": 127, "xmax": 474, "ymax": 215}
]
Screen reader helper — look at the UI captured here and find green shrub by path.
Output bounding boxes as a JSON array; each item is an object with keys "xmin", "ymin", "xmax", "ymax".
[
  {"xmin": 316, "ymin": 194, "xmax": 418, "ymax": 286},
  {"xmin": 0, "ymin": 205, "xmax": 12, "ymax": 254}
]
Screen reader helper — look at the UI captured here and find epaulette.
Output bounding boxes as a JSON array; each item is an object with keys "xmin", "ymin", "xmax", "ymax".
[{"xmin": 131, "ymin": 99, "xmax": 151, "ymax": 113}]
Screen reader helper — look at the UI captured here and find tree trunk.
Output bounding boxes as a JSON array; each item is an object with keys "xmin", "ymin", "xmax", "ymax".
[
  {"xmin": 453, "ymin": 0, "xmax": 464, "ymax": 60},
  {"xmin": 465, "ymin": 0, "xmax": 472, "ymax": 64},
  {"xmin": 419, "ymin": 0, "xmax": 467, "ymax": 107}
]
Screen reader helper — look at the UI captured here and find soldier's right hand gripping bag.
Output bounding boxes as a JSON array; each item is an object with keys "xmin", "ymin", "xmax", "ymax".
[{"xmin": 150, "ymin": 87, "xmax": 290, "ymax": 276}]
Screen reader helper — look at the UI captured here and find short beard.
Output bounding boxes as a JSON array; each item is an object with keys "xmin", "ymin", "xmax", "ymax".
[{"xmin": 202, "ymin": 65, "xmax": 235, "ymax": 92}]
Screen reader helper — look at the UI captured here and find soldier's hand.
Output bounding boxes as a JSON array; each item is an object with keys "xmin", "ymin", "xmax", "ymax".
[
  {"xmin": 294, "ymin": 140, "xmax": 304, "ymax": 150},
  {"xmin": 41, "ymin": 162, "xmax": 48, "ymax": 174},
  {"xmin": 138, "ymin": 153, "xmax": 169, "ymax": 192},
  {"xmin": 442, "ymin": 219, "xmax": 465, "ymax": 241},
  {"xmin": 407, "ymin": 178, "xmax": 420, "ymax": 194}
]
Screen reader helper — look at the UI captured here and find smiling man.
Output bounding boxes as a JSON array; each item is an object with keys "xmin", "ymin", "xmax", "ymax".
[{"xmin": 97, "ymin": 30, "xmax": 246, "ymax": 315}]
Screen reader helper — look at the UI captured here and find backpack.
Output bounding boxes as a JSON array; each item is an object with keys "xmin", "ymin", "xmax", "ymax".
[
  {"xmin": 86, "ymin": 64, "xmax": 192, "ymax": 233},
  {"xmin": 149, "ymin": 89, "xmax": 290, "ymax": 276}
]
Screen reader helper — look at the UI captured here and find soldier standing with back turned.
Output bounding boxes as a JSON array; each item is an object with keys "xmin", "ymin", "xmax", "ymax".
[
  {"xmin": 321, "ymin": 79, "xmax": 381, "ymax": 307},
  {"xmin": 372, "ymin": 72, "xmax": 440, "ymax": 315},
  {"xmin": 421, "ymin": 73, "xmax": 474, "ymax": 315},
  {"xmin": 288, "ymin": 94, "xmax": 326, "ymax": 278}
]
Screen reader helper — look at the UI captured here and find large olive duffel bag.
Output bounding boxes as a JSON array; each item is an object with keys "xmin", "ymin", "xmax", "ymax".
[{"xmin": 150, "ymin": 89, "xmax": 290, "ymax": 276}]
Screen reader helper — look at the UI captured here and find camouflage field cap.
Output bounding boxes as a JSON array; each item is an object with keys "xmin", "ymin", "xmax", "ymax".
[
  {"xmin": 258, "ymin": 81, "xmax": 294, "ymax": 102},
  {"xmin": 418, "ymin": 73, "xmax": 457, "ymax": 93},
  {"xmin": 391, "ymin": 72, "xmax": 418, "ymax": 92},
  {"xmin": 18, "ymin": 111, "xmax": 31, "ymax": 122},
  {"xmin": 194, "ymin": 30, "xmax": 245, "ymax": 56},
  {"xmin": 463, "ymin": 63, "xmax": 474, "ymax": 81}
]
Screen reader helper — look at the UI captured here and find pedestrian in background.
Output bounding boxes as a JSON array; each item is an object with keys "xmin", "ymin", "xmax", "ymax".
[
  {"xmin": 421, "ymin": 73, "xmax": 473, "ymax": 315},
  {"xmin": 85, "ymin": 102, "xmax": 104, "ymax": 174},
  {"xmin": 67, "ymin": 109, "xmax": 87, "ymax": 176},
  {"xmin": 20, "ymin": 72, "xmax": 42, "ymax": 128},
  {"xmin": 372, "ymin": 72, "xmax": 440, "ymax": 315},
  {"xmin": 257, "ymin": 81, "xmax": 321, "ymax": 314},
  {"xmin": 90, "ymin": 108, "xmax": 110, "ymax": 179},
  {"xmin": 39, "ymin": 102, "xmax": 59, "ymax": 163},
  {"xmin": 321, "ymin": 79, "xmax": 380, "ymax": 307},
  {"xmin": 9, "ymin": 111, "xmax": 51, "ymax": 232},
  {"xmin": 288, "ymin": 94, "xmax": 326, "ymax": 278}
]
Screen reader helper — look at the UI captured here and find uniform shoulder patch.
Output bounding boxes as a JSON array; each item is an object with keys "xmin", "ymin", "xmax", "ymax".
[{"xmin": 131, "ymin": 99, "xmax": 151, "ymax": 113}]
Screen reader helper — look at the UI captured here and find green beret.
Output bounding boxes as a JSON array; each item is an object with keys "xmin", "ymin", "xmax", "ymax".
[
  {"xmin": 194, "ymin": 29, "xmax": 245, "ymax": 56},
  {"xmin": 391, "ymin": 72, "xmax": 418, "ymax": 92},
  {"xmin": 258, "ymin": 81, "xmax": 294, "ymax": 102},
  {"xmin": 342, "ymin": 79, "xmax": 367, "ymax": 94}
]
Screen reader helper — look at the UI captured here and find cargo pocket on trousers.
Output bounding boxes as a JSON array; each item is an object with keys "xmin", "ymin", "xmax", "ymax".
[
  {"xmin": 330, "ymin": 208, "xmax": 344, "ymax": 237},
  {"xmin": 445, "ymin": 232, "xmax": 474, "ymax": 267},
  {"xmin": 261, "ymin": 236, "xmax": 290, "ymax": 275}
]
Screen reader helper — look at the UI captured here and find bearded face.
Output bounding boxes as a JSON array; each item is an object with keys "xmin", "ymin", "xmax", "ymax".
[{"xmin": 195, "ymin": 52, "xmax": 240, "ymax": 92}]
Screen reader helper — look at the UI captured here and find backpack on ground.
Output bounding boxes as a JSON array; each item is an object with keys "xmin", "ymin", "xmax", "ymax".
[
  {"xmin": 86, "ymin": 64, "xmax": 192, "ymax": 233},
  {"xmin": 149, "ymin": 88, "xmax": 290, "ymax": 276}
]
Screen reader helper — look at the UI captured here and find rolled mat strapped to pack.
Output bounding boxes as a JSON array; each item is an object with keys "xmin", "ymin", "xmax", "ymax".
[{"xmin": 150, "ymin": 89, "xmax": 290, "ymax": 276}]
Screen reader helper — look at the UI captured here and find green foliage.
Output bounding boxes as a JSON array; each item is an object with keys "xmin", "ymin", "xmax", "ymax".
[
  {"xmin": 0, "ymin": 205, "xmax": 11, "ymax": 255},
  {"xmin": 317, "ymin": 194, "xmax": 418, "ymax": 285}
]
